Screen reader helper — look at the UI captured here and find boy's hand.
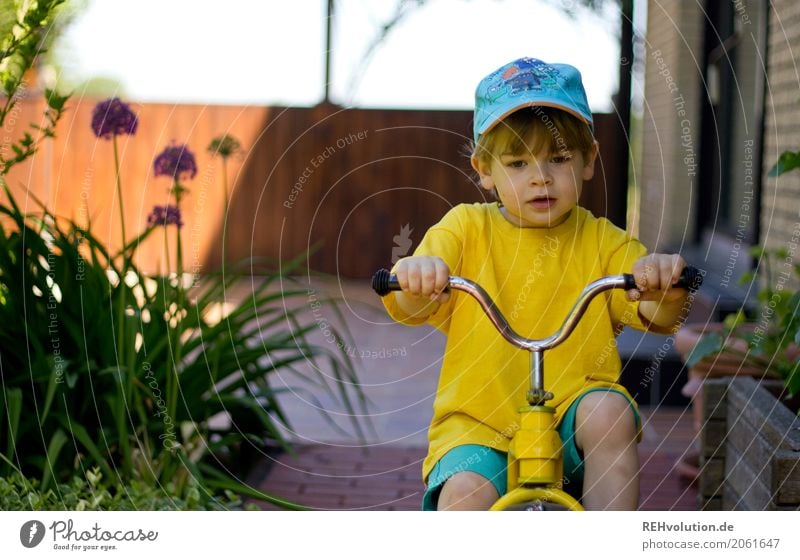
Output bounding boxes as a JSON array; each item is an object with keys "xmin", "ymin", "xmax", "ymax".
[
  {"xmin": 393, "ymin": 256, "xmax": 451, "ymax": 303},
  {"xmin": 627, "ymin": 253, "xmax": 687, "ymax": 302}
]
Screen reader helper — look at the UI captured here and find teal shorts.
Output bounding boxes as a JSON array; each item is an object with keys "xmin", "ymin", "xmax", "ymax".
[{"xmin": 422, "ymin": 388, "xmax": 640, "ymax": 510}]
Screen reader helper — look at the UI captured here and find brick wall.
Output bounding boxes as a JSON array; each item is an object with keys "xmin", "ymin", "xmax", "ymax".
[
  {"xmin": 639, "ymin": 0, "xmax": 704, "ymax": 251},
  {"xmin": 762, "ymin": 0, "xmax": 800, "ymax": 266}
]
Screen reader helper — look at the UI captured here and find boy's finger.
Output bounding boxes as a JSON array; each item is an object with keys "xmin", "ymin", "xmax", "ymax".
[
  {"xmin": 407, "ymin": 268, "xmax": 420, "ymax": 295},
  {"xmin": 659, "ymin": 257, "xmax": 674, "ymax": 290},
  {"xmin": 394, "ymin": 264, "xmax": 409, "ymax": 292},
  {"xmin": 626, "ymin": 289, "xmax": 641, "ymax": 301},
  {"xmin": 432, "ymin": 291, "xmax": 450, "ymax": 303},
  {"xmin": 435, "ymin": 261, "xmax": 450, "ymax": 293},
  {"xmin": 633, "ymin": 258, "xmax": 652, "ymax": 290},
  {"xmin": 671, "ymin": 255, "xmax": 686, "ymax": 285},
  {"xmin": 420, "ymin": 261, "xmax": 437, "ymax": 296}
]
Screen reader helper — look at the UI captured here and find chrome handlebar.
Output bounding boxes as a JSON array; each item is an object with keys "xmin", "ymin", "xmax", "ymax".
[
  {"xmin": 372, "ymin": 267, "xmax": 702, "ymax": 351},
  {"xmin": 371, "ymin": 266, "xmax": 703, "ymax": 404}
]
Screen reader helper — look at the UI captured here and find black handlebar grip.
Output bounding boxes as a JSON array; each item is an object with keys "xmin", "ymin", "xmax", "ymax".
[
  {"xmin": 622, "ymin": 265, "xmax": 704, "ymax": 292},
  {"xmin": 676, "ymin": 265, "xmax": 704, "ymax": 291},
  {"xmin": 622, "ymin": 273, "xmax": 637, "ymax": 291},
  {"xmin": 371, "ymin": 268, "xmax": 401, "ymax": 296}
]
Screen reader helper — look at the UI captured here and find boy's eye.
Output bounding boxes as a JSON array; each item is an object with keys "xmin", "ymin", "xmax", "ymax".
[
  {"xmin": 505, "ymin": 159, "xmax": 526, "ymax": 168},
  {"xmin": 551, "ymin": 155, "xmax": 573, "ymax": 164}
]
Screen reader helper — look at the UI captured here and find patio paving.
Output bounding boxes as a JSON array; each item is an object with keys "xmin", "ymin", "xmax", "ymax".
[{"xmin": 245, "ymin": 277, "xmax": 699, "ymax": 510}]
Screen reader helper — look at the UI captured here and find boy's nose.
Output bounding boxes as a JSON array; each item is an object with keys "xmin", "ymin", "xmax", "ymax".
[{"xmin": 528, "ymin": 162, "xmax": 552, "ymax": 185}]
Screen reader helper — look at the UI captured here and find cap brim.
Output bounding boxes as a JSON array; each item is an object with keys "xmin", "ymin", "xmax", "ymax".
[{"xmin": 476, "ymin": 100, "xmax": 593, "ymax": 140}]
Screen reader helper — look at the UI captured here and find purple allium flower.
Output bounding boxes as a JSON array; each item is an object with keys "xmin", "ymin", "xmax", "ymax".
[
  {"xmin": 91, "ymin": 98, "xmax": 138, "ymax": 139},
  {"xmin": 153, "ymin": 143, "xmax": 198, "ymax": 181},
  {"xmin": 146, "ymin": 205, "xmax": 183, "ymax": 229}
]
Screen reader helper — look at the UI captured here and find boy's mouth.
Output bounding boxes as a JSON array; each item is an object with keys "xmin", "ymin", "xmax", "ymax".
[{"xmin": 528, "ymin": 196, "xmax": 556, "ymax": 210}]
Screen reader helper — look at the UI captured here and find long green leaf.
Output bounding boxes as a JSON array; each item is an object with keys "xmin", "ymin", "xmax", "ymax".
[
  {"xmin": 200, "ymin": 472, "xmax": 308, "ymax": 511},
  {"xmin": 768, "ymin": 150, "xmax": 800, "ymax": 177},
  {"xmin": 55, "ymin": 414, "xmax": 113, "ymax": 480},
  {"xmin": 685, "ymin": 332, "xmax": 723, "ymax": 368},
  {"xmin": 41, "ymin": 429, "xmax": 68, "ymax": 490},
  {"xmin": 4, "ymin": 387, "xmax": 22, "ymax": 463},
  {"xmin": 215, "ymin": 394, "xmax": 291, "ymax": 449},
  {"xmin": 40, "ymin": 356, "xmax": 64, "ymax": 423}
]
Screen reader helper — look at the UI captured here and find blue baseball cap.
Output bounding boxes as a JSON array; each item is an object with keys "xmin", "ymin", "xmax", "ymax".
[{"xmin": 473, "ymin": 57, "xmax": 593, "ymax": 142}]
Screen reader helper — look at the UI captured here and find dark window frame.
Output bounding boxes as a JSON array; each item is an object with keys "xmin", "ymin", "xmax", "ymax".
[{"xmin": 697, "ymin": 0, "xmax": 768, "ymax": 246}]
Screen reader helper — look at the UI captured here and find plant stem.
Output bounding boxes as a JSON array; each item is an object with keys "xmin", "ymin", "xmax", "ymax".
[
  {"xmin": 112, "ymin": 134, "xmax": 132, "ymax": 476},
  {"xmin": 222, "ymin": 156, "xmax": 229, "ymax": 267},
  {"xmin": 163, "ymin": 226, "xmax": 172, "ymax": 277},
  {"xmin": 167, "ymin": 181, "xmax": 185, "ymax": 436},
  {"xmin": 113, "ymin": 135, "xmax": 127, "ymax": 260}
]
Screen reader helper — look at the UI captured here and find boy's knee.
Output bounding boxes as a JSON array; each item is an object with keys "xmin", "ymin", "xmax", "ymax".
[
  {"xmin": 438, "ymin": 471, "xmax": 499, "ymax": 510},
  {"xmin": 574, "ymin": 392, "xmax": 636, "ymax": 450}
]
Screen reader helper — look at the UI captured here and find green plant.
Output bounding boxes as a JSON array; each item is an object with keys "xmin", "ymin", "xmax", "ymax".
[
  {"xmin": 687, "ymin": 246, "xmax": 799, "ymax": 397},
  {"xmin": 768, "ymin": 150, "xmax": 800, "ymax": 177},
  {"xmin": 0, "ymin": 0, "xmax": 366, "ymax": 509},
  {"xmin": 0, "ymin": 467, "xmax": 253, "ymax": 510},
  {"xmin": 688, "ymin": 148, "xmax": 800, "ymax": 400}
]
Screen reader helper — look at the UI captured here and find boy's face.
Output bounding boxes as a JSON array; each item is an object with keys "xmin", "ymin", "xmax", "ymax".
[{"xmin": 472, "ymin": 137, "xmax": 598, "ymax": 228}]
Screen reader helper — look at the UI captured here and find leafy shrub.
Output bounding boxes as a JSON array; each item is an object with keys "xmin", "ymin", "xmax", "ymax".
[
  {"xmin": 0, "ymin": 468, "xmax": 254, "ymax": 511},
  {"xmin": 0, "ymin": 0, "xmax": 365, "ymax": 508}
]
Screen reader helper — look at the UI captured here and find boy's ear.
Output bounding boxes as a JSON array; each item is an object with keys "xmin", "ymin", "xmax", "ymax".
[
  {"xmin": 581, "ymin": 140, "xmax": 600, "ymax": 181},
  {"xmin": 471, "ymin": 155, "xmax": 495, "ymax": 191}
]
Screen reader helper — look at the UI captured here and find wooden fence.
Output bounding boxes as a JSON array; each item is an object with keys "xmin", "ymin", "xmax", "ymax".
[{"xmin": 4, "ymin": 97, "xmax": 625, "ymax": 277}]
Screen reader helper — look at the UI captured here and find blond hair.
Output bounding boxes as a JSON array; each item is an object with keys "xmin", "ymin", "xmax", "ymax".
[{"xmin": 472, "ymin": 106, "xmax": 594, "ymax": 168}]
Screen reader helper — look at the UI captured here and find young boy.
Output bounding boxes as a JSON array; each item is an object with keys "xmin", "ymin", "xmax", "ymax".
[{"xmin": 382, "ymin": 57, "xmax": 689, "ymax": 511}]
